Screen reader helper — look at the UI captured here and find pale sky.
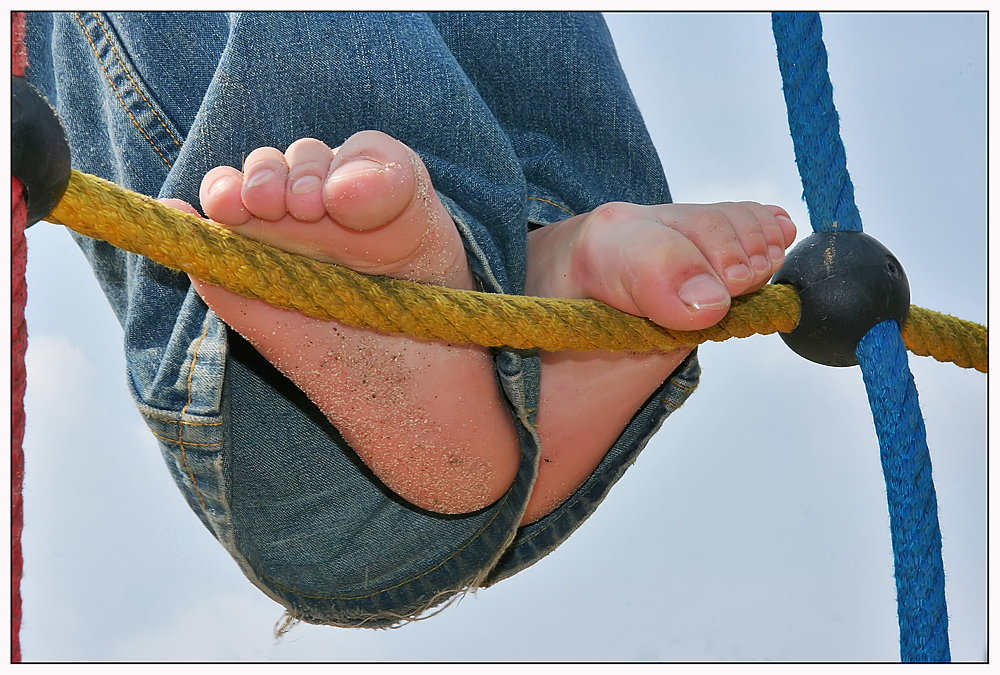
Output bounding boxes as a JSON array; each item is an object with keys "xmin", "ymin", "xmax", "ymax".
[{"xmin": 19, "ymin": 12, "xmax": 987, "ymax": 662}]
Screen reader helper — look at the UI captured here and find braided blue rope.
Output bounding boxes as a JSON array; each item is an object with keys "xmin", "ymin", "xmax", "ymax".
[
  {"xmin": 773, "ymin": 12, "xmax": 862, "ymax": 233},
  {"xmin": 858, "ymin": 322, "xmax": 950, "ymax": 661},
  {"xmin": 772, "ymin": 12, "xmax": 950, "ymax": 662}
]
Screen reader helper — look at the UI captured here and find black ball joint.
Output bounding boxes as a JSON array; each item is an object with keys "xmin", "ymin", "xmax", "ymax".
[
  {"xmin": 771, "ymin": 230, "xmax": 910, "ymax": 367},
  {"xmin": 12, "ymin": 75, "xmax": 71, "ymax": 227}
]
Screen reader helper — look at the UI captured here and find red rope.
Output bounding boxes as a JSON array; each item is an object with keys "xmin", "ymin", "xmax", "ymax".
[
  {"xmin": 12, "ymin": 178, "xmax": 26, "ymax": 665},
  {"xmin": 12, "ymin": 10, "xmax": 28, "ymax": 664}
]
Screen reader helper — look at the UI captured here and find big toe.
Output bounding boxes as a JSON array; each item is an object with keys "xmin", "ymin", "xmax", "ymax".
[
  {"xmin": 323, "ymin": 130, "xmax": 416, "ymax": 232},
  {"xmin": 321, "ymin": 130, "xmax": 471, "ymax": 287}
]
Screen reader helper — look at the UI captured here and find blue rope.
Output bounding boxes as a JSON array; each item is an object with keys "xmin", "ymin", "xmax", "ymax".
[
  {"xmin": 773, "ymin": 12, "xmax": 862, "ymax": 233},
  {"xmin": 771, "ymin": 12, "xmax": 950, "ymax": 662},
  {"xmin": 858, "ymin": 323, "xmax": 951, "ymax": 661}
]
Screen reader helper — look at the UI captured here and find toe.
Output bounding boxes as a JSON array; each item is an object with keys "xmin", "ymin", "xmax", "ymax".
[
  {"xmin": 675, "ymin": 272, "xmax": 731, "ymax": 312},
  {"xmin": 764, "ymin": 204, "xmax": 798, "ymax": 253},
  {"xmin": 665, "ymin": 202, "xmax": 796, "ymax": 298},
  {"xmin": 197, "ymin": 131, "xmax": 471, "ymax": 290},
  {"xmin": 707, "ymin": 202, "xmax": 778, "ymax": 293},
  {"xmin": 240, "ymin": 146, "xmax": 289, "ymax": 221},
  {"xmin": 200, "ymin": 167, "xmax": 251, "ymax": 225},
  {"xmin": 318, "ymin": 130, "xmax": 469, "ymax": 286},
  {"xmin": 323, "ymin": 130, "xmax": 416, "ymax": 232},
  {"xmin": 742, "ymin": 203, "xmax": 797, "ymax": 288},
  {"xmin": 633, "ymin": 235, "xmax": 733, "ymax": 331},
  {"xmin": 745, "ymin": 202, "xmax": 790, "ymax": 272},
  {"xmin": 657, "ymin": 203, "xmax": 765, "ymax": 297},
  {"xmin": 284, "ymin": 138, "xmax": 335, "ymax": 222},
  {"xmin": 574, "ymin": 206, "xmax": 733, "ymax": 331},
  {"xmin": 159, "ymin": 197, "xmax": 201, "ymax": 218}
]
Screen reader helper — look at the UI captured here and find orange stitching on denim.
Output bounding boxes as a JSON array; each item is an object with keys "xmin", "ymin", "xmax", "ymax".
[
  {"xmin": 665, "ymin": 381, "xmax": 696, "ymax": 396},
  {"xmin": 177, "ymin": 319, "xmax": 213, "ymax": 513},
  {"xmin": 67, "ymin": 9, "xmax": 534, "ymax": 610},
  {"xmin": 142, "ymin": 411, "xmax": 223, "ymax": 426},
  {"xmin": 72, "ymin": 13, "xmax": 173, "ymax": 169},
  {"xmin": 91, "ymin": 13, "xmax": 183, "ymax": 150},
  {"xmin": 148, "ymin": 429, "xmax": 223, "ymax": 448},
  {"xmin": 663, "ymin": 382, "xmax": 697, "ymax": 409},
  {"xmin": 528, "ymin": 196, "xmax": 575, "ymax": 217}
]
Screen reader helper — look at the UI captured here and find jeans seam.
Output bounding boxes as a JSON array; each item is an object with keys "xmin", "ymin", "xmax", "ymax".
[
  {"xmin": 513, "ymin": 465, "xmax": 600, "ymax": 547},
  {"xmin": 142, "ymin": 412, "xmax": 223, "ymax": 426},
  {"xmin": 514, "ymin": 373, "xmax": 695, "ymax": 547},
  {"xmin": 72, "ymin": 12, "xmax": 179, "ymax": 169},
  {"xmin": 662, "ymin": 381, "xmax": 696, "ymax": 409},
  {"xmin": 91, "ymin": 13, "xmax": 183, "ymax": 150},
  {"xmin": 147, "ymin": 430, "xmax": 223, "ymax": 448},
  {"xmin": 175, "ymin": 318, "xmax": 214, "ymax": 513}
]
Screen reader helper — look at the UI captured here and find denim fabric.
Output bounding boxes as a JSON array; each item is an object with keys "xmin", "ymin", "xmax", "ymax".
[{"xmin": 25, "ymin": 11, "xmax": 700, "ymax": 627}]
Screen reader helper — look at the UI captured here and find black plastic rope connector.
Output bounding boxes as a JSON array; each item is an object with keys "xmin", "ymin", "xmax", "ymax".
[
  {"xmin": 771, "ymin": 230, "xmax": 910, "ymax": 367},
  {"xmin": 12, "ymin": 75, "xmax": 71, "ymax": 227}
]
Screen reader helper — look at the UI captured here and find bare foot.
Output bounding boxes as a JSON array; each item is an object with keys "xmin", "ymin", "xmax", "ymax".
[
  {"xmin": 170, "ymin": 129, "xmax": 796, "ymax": 527},
  {"xmin": 521, "ymin": 201, "xmax": 796, "ymax": 522},
  {"xmin": 173, "ymin": 131, "xmax": 522, "ymax": 515}
]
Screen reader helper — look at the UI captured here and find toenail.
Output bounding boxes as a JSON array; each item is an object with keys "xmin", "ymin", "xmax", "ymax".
[
  {"xmin": 207, "ymin": 175, "xmax": 234, "ymax": 196},
  {"xmin": 290, "ymin": 175, "xmax": 322, "ymax": 194},
  {"xmin": 724, "ymin": 263, "xmax": 752, "ymax": 284},
  {"xmin": 678, "ymin": 274, "xmax": 731, "ymax": 311},
  {"xmin": 329, "ymin": 158, "xmax": 385, "ymax": 182},
  {"xmin": 750, "ymin": 255, "xmax": 770, "ymax": 273},
  {"xmin": 245, "ymin": 169, "xmax": 275, "ymax": 187},
  {"xmin": 768, "ymin": 245, "xmax": 785, "ymax": 265}
]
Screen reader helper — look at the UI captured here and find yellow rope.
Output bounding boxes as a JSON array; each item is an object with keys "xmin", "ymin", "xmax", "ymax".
[
  {"xmin": 48, "ymin": 170, "xmax": 987, "ymax": 372},
  {"xmin": 901, "ymin": 306, "xmax": 988, "ymax": 373}
]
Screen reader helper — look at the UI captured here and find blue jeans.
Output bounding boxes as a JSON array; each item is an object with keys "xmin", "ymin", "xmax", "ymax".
[{"xmin": 25, "ymin": 11, "xmax": 700, "ymax": 627}]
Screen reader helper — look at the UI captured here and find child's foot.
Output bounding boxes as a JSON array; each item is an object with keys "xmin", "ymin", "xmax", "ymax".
[
  {"xmin": 170, "ymin": 129, "xmax": 796, "ymax": 526},
  {"xmin": 521, "ymin": 201, "xmax": 795, "ymax": 522},
  {"xmin": 175, "ymin": 131, "xmax": 523, "ymax": 515}
]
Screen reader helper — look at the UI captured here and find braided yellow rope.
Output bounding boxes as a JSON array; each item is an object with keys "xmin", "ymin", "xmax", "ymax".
[
  {"xmin": 902, "ymin": 306, "xmax": 988, "ymax": 373},
  {"xmin": 48, "ymin": 170, "xmax": 987, "ymax": 372}
]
